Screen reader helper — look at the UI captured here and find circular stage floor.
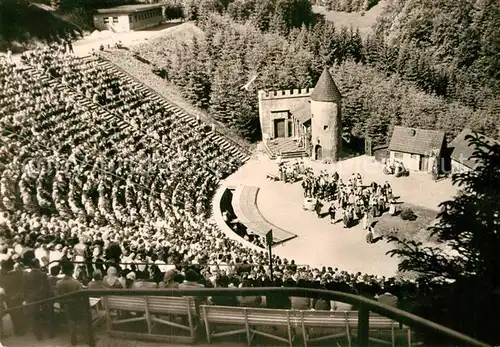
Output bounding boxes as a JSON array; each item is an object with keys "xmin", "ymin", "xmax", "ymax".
[{"xmin": 221, "ymin": 153, "xmax": 457, "ymax": 277}]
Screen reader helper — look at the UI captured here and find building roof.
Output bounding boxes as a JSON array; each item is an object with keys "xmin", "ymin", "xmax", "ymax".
[
  {"xmin": 449, "ymin": 129, "xmax": 498, "ymax": 169},
  {"xmin": 311, "ymin": 68, "xmax": 341, "ymax": 103},
  {"xmin": 388, "ymin": 126, "xmax": 445, "ymax": 156},
  {"xmin": 290, "ymin": 102, "xmax": 311, "ymax": 123},
  {"xmin": 96, "ymin": 4, "xmax": 163, "ymax": 15}
]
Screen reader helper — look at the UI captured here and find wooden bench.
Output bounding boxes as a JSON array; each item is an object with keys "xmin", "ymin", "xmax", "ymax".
[
  {"xmin": 201, "ymin": 305, "xmax": 296, "ymax": 347},
  {"xmin": 201, "ymin": 305, "xmax": 412, "ymax": 347},
  {"xmin": 299, "ymin": 310, "xmax": 357, "ymax": 346},
  {"xmin": 103, "ymin": 295, "xmax": 198, "ymax": 343}
]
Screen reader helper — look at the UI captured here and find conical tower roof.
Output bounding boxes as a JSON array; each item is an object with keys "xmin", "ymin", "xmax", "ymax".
[{"xmin": 311, "ymin": 68, "xmax": 341, "ymax": 102}]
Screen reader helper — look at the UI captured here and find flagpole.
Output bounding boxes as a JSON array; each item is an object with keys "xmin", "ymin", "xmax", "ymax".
[{"xmin": 266, "ymin": 229, "xmax": 273, "ymax": 282}]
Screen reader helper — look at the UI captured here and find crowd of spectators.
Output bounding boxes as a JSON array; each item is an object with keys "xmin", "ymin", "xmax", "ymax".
[{"xmin": 0, "ymin": 45, "xmax": 418, "ymax": 342}]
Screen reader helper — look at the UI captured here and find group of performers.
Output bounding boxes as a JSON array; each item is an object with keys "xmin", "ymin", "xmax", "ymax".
[
  {"xmin": 301, "ymin": 169, "xmax": 398, "ymax": 238},
  {"xmin": 272, "ymin": 160, "xmax": 398, "ymax": 237},
  {"xmin": 302, "ymin": 169, "xmax": 339, "ymax": 200},
  {"xmin": 277, "ymin": 159, "xmax": 305, "ymax": 183},
  {"xmin": 383, "ymin": 159, "xmax": 409, "ymax": 177}
]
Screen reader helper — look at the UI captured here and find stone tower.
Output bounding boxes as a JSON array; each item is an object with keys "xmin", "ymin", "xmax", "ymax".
[{"xmin": 310, "ymin": 67, "xmax": 342, "ymax": 162}]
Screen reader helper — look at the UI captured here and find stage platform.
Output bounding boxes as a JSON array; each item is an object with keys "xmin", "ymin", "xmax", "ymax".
[
  {"xmin": 264, "ymin": 138, "xmax": 308, "ymax": 159},
  {"xmin": 232, "ymin": 185, "xmax": 297, "ymax": 245}
]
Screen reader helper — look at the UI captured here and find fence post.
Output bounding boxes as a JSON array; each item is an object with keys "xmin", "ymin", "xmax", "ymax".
[
  {"xmin": 358, "ymin": 304, "xmax": 369, "ymax": 346},
  {"xmin": 84, "ymin": 293, "xmax": 96, "ymax": 347}
]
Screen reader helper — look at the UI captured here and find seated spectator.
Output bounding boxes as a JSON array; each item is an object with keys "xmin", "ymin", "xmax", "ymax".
[
  {"xmin": 237, "ymin": 279, "xmax": 261, "ymax": 308},
  {"xmin": 266, "ymin": 278, "xmax": 290, "ymax": 309},
  {"xmin": 179, "ymin": 269, "xmax": 204, "ymax": 289},
  {"xmin": 312, "ymin": 282, "xmax": 331, "ymax": 311},
  {"xmin": 331, "ymin": 301, "xmax": 353, "ymax": 311},
  {"xmin": 179, "ymin": 269, "xmax": 206, "ymax": 304},
  {"xmin": 102, "ymin": 266, "xmax": 123, "ymax": 289},
  {"xmin": 290, "ymin": 279, "xmax": 311, "ymax": 310},
  {"xmin": 377, "ymin": 286, "xmax": 398, "ymax": 308},
  {"xmin": 134, "ymin": 274, "xmax": 158, "ymax": 289},
  {"xmin": 212, "ymin": 277, "xmax": 238, "ymax": 307},
  {"xmin": 87, "ymin": 270, "xmax": 104, "ymax": 290},
  {"xmin": 125, "ymin": 271, "xmax": 136, "ymax": 288},
  {"xmin": 74, "ymin": 265, "xmax": 89, "ymax": 286},
  {"xmin": 158, "ymin": 269, "xmax": 179, "ymax": 289}
]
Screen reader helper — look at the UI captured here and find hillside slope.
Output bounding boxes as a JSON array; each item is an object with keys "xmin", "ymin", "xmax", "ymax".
[
  {"xmin": 375, "ymin": 0, "xmax": 500, "ymax": 92},
  {"xmin": 0, "ymin": 1, "xmax": 82, "ymax": 52},
  {"xmin": 312, "ymin": 0, "xmax": 387, "ymax": 35}
]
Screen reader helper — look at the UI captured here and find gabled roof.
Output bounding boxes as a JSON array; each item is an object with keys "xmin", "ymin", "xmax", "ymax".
[
  {"xmin": 311, "ymin": 68, "xmax": 341, "ymax": 103},
  {"xmin": 388, "ymin": 126, "xmax": 445, "ymax": 156},
  {"xmin": 449, "ymin": 129, "xmax": 498, "ymax": 169}
]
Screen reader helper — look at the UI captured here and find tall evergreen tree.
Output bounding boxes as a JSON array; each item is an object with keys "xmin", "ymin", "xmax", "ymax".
[{"xmin": 184, "ymin": 36, "xmax": 211, "ymax": 108}]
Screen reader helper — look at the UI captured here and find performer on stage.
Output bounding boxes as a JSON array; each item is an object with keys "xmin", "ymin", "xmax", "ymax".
[
  {"xmin": 328, "ymin": 202, "xmax": 336, "ymax": 224},
  {"xmin": 314, "ymin": 199, "xmax": 323, "ymax": 218}
]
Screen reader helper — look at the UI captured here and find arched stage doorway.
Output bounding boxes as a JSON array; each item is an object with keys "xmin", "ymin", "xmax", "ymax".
[{"xmin": 315, "ymin": 145, "xmax": 322, "ymax": 160}]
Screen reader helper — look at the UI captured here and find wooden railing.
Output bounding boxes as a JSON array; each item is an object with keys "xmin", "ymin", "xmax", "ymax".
[{"xmin": 0, "ymin": 288, "xmax": 491, "ymax": 347}]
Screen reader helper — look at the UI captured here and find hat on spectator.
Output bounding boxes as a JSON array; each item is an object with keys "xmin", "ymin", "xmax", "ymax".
[{"xmin": 126, "ymin": 272, "xmax": 136, "ymax": 281}]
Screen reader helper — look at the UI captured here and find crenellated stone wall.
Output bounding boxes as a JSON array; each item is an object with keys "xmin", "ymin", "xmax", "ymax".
[{"xmin": 258, "ymin": 89, "xmax": 313, "ymax": 139}]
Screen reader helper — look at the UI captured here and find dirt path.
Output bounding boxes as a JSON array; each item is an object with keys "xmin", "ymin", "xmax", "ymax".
[{"xmin": 8, "ymin": 20, "xmax": 188, "ymax": 63}]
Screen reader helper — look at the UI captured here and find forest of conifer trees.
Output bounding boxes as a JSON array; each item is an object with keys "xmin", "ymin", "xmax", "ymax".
[{"xmin": 134, "ymin": 0, "xmax": 498, "ymax": 144}]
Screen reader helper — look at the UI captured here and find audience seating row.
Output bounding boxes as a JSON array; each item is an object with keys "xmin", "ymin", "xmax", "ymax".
[{"xmin": 99, "ymin": 295, "xmax": 412, "ymax": 347}]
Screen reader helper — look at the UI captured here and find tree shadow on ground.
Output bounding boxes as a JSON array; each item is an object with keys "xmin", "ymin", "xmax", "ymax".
[{"xmin": 0, "ymin": 2, "xmax": 82, "ymax": 52}]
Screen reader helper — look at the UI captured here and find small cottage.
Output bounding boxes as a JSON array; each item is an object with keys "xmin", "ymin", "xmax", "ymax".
[
  {"xmin": 388, "ymin": 126, "xmax": 446, "ymax": 172},
  {"xmin": 448, "ymin": 129, "xmax": 497, "ymax": 173}
]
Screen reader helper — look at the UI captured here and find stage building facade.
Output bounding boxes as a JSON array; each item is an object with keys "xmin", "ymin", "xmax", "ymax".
[{"xmin": 258, "ymin": 68, "xmax": 342, "ymax": 162}]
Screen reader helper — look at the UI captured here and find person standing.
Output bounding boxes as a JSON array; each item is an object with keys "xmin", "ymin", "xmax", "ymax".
[
  {"xmin": 342, "ymin": 209, "xmax": 349, "ymax": 228},
  {"xmin": 22, "ymin": 257, "xmax": 54, "ymax": 340},
  {"xmin": 314, "ymin": 199, "xmax": 322, "ymax": 218},
  {"xmin": 362, "ymin": 211, "xmax": 369, "ymax": 230},
  {"xmin": 56, "ymin": 261, "xmax": 86, "ymax": 345},
  {"xmin": 66, "ymin": 39, "xmax": 74, "ymax": 54},
  {"xmin": 328, "ymin": 202, "xmax": 336, "ymax": 224},
  {"xmin": 0, "ymin": 258, "xmax": 25, "ymax": 336},
  {"xmin": 389, "ymin": 199, "xmax": 397, "ymax": 216}
]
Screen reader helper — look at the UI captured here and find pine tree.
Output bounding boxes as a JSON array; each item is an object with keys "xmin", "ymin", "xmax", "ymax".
[
  {"xmin": 249, "ymin": 0, "xmax": 274, "ymax": 31},
  {"xmin": 268, "ymin": 9, "xmax": 288, "ymax": 36},
  {"xmin": 347, "ymin": 28, "xmax": 363, "ymax": 63},
  {"xmin": 365, "ymin": 111, "xmax": 390, "ymax": 145},
  {"xmin": 173, "ymin": 41, "xmax": 191, "ymax": 88},
  {"xmin": 361, "ymin": 34, "xmax": 379, "ymax": 65},
  {"xmin": 337, "ymin": 26, "xmax": 349, "ymax": 65},
  {"xmin": 184, "ymin": 36, "xmax": 211, "ymax": 108}
]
